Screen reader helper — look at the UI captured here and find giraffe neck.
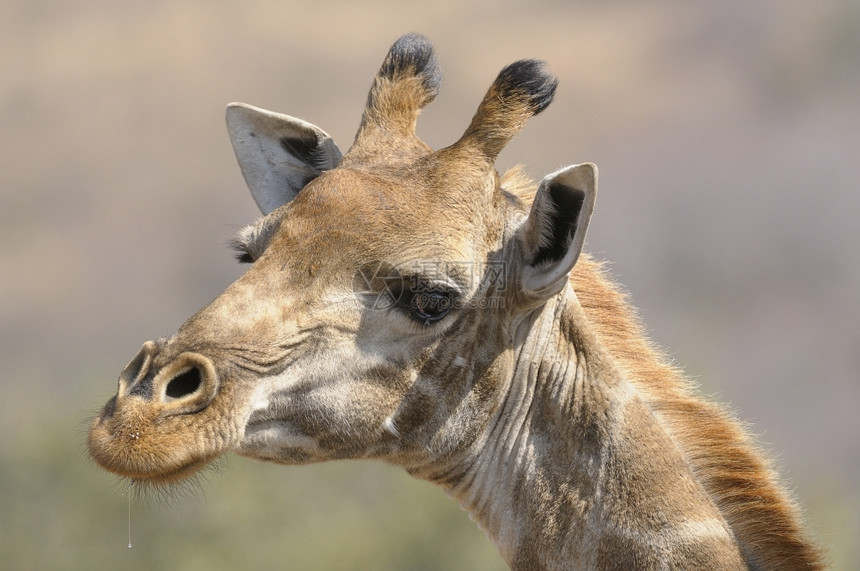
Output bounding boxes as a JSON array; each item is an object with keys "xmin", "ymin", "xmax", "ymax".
[{"xmin": 443, "ymin": 288, "xmax": 748, "ymax": 570}]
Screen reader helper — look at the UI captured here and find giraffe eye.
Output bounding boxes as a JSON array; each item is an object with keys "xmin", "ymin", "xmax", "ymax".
[{"xmin": 400, "ymin": 289, "xmax": 454, "ymax": 326}]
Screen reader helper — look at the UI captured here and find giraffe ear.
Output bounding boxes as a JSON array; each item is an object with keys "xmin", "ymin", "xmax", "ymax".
[
  {"xmin": 226, "ymin": 102, "xmax": 343, "ymax": 215},
  {"xmin": 517, "ymin": 163, "xmax": 597, "ymax": 299}
]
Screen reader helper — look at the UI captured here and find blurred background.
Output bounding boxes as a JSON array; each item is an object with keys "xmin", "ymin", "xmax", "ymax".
[{"xmin": 1, "ymin": 1, "xmax": 858, "ymax": 569}]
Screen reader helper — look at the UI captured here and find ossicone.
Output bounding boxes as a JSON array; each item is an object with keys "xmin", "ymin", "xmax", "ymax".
[
  {"xmin": 375, "ymin": 33, "xmax": 442, "ymax": 108},
  {"xmin": 454, "ymin": 59, "xmax": 558, "ymax": 161},
  {"xmin": 347, "ymin": 33, "xmax": 442, "ymax": 160}
]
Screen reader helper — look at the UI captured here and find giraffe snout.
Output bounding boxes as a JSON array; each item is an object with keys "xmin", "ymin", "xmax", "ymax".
[{"xmin": 89, "ymin": 341, "xmax": 227, "ymax": 483}]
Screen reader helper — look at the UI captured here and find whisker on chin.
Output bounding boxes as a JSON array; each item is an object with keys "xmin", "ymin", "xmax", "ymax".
[{"xmin": 114, "ymin": 457, "xmax": 225, "ymax": 509}]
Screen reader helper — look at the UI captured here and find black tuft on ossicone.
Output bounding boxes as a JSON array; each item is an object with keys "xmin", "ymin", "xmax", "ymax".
[
  {"xmin": 379, "ymin": 33, "xmax": 442, "ymax": 102},
  {"xmin": 494, "ymin": 59, "xmax": 558, "ymax": 115}
]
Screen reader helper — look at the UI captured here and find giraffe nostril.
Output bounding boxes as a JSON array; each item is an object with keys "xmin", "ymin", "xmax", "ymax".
[
  {"xmin": 157, "ymin": 353, "xmax": 219, "ymax": 414},
  {"xmin": 165, "ymin": 367, "xmax": 203, "ymax": 400},
  {"xmin": 118, "ymin": 340, "xmax": 159, "ymax": 399},
  {"xmin": 123, "ymin": 350, "xmax": 147, "ymax": 384}
]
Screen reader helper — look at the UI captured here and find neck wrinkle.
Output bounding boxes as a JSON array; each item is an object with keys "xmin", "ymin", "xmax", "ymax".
[
  {"xmin": 442, "ymin": 288, "xmax": 599, "ymax": 568},
  {"xmin": 428, "ymin": 284, "xmax": 746, "ymax": 569}
]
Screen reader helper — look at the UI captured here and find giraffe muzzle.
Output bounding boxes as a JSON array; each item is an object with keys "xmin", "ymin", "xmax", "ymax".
[{"xmin": 88, "ymin": 341, "xmax": 226, "ymax": 483}]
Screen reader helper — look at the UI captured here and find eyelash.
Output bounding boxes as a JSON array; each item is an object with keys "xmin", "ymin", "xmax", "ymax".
[
  {"xmin": 229, "ymin": 237, "xmax": 256, "ymax": 264},
  {"xmin": 232, "ymin": 252, "xmax": 459, "ymax": 325}
]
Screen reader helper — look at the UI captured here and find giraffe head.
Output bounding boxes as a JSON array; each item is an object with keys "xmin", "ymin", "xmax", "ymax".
[{"xmin": 88, "ymin": 34, "xmax": 596, "ymax": 484}]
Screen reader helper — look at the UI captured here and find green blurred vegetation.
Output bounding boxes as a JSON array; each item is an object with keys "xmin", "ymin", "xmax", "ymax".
[
  {"xmin": 0, "ymin": 380, "xmax": 852, "ymax": 569},
  {"xmin": 0, "ymin": 401, "xmax": 504, "ymax": 570}
]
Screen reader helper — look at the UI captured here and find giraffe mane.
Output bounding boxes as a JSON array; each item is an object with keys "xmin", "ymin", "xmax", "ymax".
[{"xmin": 501, "ymin": 166, "xmax": 824, "ymax": 570}]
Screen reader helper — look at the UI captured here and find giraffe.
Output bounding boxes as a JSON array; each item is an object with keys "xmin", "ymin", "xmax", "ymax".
[{"xmin": 88, "ymin": 34, "xmax": 823, "ymax": 569}]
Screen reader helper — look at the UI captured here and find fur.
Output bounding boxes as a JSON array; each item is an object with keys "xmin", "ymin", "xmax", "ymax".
[
  {"xmin": 89, "ymin": 34, "xmax": 824, "ymax": 570},
  {"xmin": 502, "ymin": 167, "xmax": 824, "ymax": 569}
]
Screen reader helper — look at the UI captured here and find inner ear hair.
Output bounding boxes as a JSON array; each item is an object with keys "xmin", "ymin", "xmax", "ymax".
[
  {"xmin": 531, "ymin": 182, "xmax": 585, "ymax": 267},
  {"xmin": 518, "ymin": 163, "xmax": 597, "ymax": 299},
  {"xmin": 279, "ymin": 135, "xmax": 333, "ymax": 174}
]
